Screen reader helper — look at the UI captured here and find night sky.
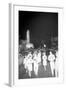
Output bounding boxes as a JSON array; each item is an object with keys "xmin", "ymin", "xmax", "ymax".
[{"xmin": 19, "ymin": 11, "xmax": 58, "ymax": 48}]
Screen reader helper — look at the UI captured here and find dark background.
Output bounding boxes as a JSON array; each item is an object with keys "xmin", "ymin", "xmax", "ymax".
[{"xmin": 19, "ymin": 11, "xmax": 58, "ymax": 48}]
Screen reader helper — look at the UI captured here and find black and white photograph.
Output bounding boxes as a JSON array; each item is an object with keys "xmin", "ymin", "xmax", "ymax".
[
  {"xmin": 8, "ymin": 4, "xmax": 64, "ymax": 86},
  {"xmin": 18, "ymin": 10, "xmax": 58, "ymax": 79}
]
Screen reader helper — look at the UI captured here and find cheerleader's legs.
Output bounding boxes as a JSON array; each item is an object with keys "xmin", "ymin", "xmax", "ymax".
[
  {"xmin": 28, "ymin": 71, "xmax": 31, "ymax": 77},
  {"xmin": 55, "ymin": 61, "xmax": 58, "ymax": 77},
  {"xmin": 44, "ymin": 65, "xmax": 46, "ymax": 71},
  {"xmin": 28, "ymin": 64, "xmax": 32, "ymax": 77},
  {"xmin": 43, "ymin": 61, "xmax": 47, "ymax": 71},
  {"xmin": 50, "ymin": 62, "xmax": 55, "ymax": 76},
  {"xmin": 34, "ymin": 62, "xmax": 38, "ymax": 76}
]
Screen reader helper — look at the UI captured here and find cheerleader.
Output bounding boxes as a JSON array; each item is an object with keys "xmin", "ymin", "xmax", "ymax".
[
  {"xmin": 55, "ymin": 51, "xmax": 58, "ymax": 77},
  {"xmin": 37, "ymin": 50, "xmax": 41, "ymax": 65},
  {"xmin": 42, "ymin": 52, "xmax": 47, "ymax": 71},
  {"xmin": 23, "ymin": 55, "xmax": 28, "ymax": 72},
  {"xmin": 27, "ymin": 52, "xmax": 33, "ymax": 77},
  {"xmin": 33, "ymin": 51, "xmax": 39, "ymax": 76},
  {"xmin": 48, "ymin": 51, "xmax": 55, "ymax": 76}
]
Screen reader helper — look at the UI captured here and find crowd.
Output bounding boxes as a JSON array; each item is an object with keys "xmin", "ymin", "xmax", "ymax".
[{"xmin": 19, "ymin": 49, "xmax": 58, "ymax": 78}]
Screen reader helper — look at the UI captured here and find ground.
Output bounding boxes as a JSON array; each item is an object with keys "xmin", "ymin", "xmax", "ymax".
[{"xmin": 19, "ymin": 61, "xmax": 55, "ymax": 79}]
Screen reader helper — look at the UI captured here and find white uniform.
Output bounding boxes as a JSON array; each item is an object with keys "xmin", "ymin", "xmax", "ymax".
[
  {"xmin": 55, "ymin": 51, "xmax": 58, "ymax": 77},
  {"xmin": 33, "ymin": 52, "xmax": 39, "ymax": 76},
  {"xmin": 37, "ymin": 52, "xmax": 41, "ymax": 64},
  {"xmin": 48, "ymin": 52, "xmax": 55, "ymax": 76},
  {"xmin": 27, "ymin": 53, "xmax": 33, "ymax": 77},
  {"xmin": 42, "ymin": 52, "xmax": 47, "ymax": 70},
  {"xmin": 23, "ymin": 55, "xmax": 28, "ymax": 72}
]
